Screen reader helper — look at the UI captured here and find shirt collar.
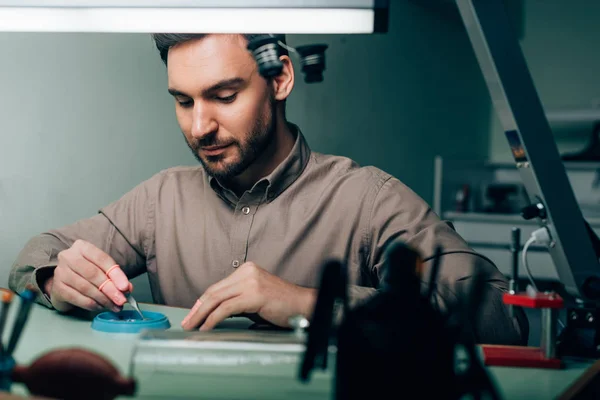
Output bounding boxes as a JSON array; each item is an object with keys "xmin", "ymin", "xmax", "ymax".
[{"xmin": 208, "ymin": 123, "xmax": 311, "ymax": 204}]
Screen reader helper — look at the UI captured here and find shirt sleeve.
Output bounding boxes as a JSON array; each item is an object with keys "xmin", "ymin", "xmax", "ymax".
[
  {"xmin": 353, "ymin": 175, "xmax": 528, "ymax": 345},
  {"xmin": 8, "ymin": 174, "xmax": 159, "ymax": 308}
]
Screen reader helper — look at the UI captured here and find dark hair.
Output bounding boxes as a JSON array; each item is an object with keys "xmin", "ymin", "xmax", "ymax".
[{"xmin": 151, "ymin": 33, "xmax": 288, "ymax": 65}]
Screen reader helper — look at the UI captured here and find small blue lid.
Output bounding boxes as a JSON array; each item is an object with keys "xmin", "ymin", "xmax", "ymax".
[{"xmin": 91, "ymin": 310, "xmax": 171, "ymax": 333}]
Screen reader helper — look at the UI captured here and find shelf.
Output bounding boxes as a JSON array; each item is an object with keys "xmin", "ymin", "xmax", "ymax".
[
  {"xmin": 444, "ymin": 211, "xmax": 535, "ymax": 224},
  {"xmin": 462, "ymin": 160, "xmax": 600, "ymax": 171},
  {"xmin": 443, "ymin": 211, "xmax": 600, "ymax": 227},
  {"xmin": 546, "ymin": 108, "xmax": 600, "ymax": 124}
]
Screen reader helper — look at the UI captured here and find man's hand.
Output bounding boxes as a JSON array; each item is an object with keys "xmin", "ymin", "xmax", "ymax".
[
  {"xmin": 45, "ymin": 240, "xmax": 131, "ymax": 313},
  {"xmin": 181, "ymin": 262, "xmax": 317, "ymax": 331}
]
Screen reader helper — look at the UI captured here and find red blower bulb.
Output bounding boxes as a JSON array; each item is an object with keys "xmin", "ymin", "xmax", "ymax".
[{"xmin": 11, "ymin": 347, "xmax": 136, "ymax": 400}]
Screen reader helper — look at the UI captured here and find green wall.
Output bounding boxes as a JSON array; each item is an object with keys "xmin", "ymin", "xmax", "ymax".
[
  {"xmin": 489, "ymin": 0, "xmax": 600, "ymax": 161},
  {"xmin": 287, "ymin": 1, "xmax": 492, "ymax": 204}
]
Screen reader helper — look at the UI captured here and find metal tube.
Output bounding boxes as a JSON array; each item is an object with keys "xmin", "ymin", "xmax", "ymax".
[
  {"xmin": 508, "ymin": 228, "xmax": 521, "ymax": 318},
  {"xmin": 433, "ymin": 156, "xmax": 442, "ymax": 216},
  {"xmin": 510, "ymin": 227, "xmax": 521, "ymax": 292},
  {"xmin": 540, "ymin": 308, "xmax": 557, "ymax": 359}
]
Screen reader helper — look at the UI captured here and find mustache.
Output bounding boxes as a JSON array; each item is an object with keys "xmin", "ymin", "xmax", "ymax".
[{"xmin": 191, "ymin": 134, "xmax": 236, "ymax": 149}]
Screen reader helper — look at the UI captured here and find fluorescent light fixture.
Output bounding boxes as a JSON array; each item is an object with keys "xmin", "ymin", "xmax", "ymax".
[
  {"xmin": 0, "ymin": 1, "xmax": 389, "ymax": 34},
  {"xmin": 0, "ymin": 8, "xmax": 376, "ymax": 33}
]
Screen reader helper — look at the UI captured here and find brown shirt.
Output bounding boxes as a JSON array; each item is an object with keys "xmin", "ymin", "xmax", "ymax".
[{"xmin": 9, "ymin": 126, "xmax": 527, "ymax": 344}]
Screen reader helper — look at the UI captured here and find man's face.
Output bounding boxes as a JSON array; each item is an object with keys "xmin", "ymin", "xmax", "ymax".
[{"xmin": 167, "ymin": 35, "xmax": 276, "ymax": 181}]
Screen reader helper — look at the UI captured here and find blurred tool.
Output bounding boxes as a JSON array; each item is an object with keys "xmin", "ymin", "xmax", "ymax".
[
  {"xmin": 301, "ymin": 240, "xmax": 501, "ymax": 399},
  {"xmin": 0, "ymin": 289, "xmax": 15, "ymax": 391},
  {"xmin": 451, "ymin": 271, "xmax": 501, "ymax": 400},
  {"xmin": 0, "ymin": 290, "xmax": 14, "ymax": 357},
  {"xmin": 300, "ymin": 259, "xmax": 346, "ymax": 380},
  {"xmin": 6, "ymin": 286, "xmax": 37, "ymax": 357},
  {"xmin": 426, "ymin": 245, "xmax": 443, "ymax": 313},
  {"xmin": 0, "ymin": 285, "xmax": 37, "ymax": 392},
  {"xmin": 130, "ymin": 328, "xmax": 316, "ymax": 399}
]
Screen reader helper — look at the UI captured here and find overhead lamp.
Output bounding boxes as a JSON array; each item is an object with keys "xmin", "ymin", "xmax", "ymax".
[{"xmin": 0, "ymin": 0, "xmax": 389, "ymax": 34}]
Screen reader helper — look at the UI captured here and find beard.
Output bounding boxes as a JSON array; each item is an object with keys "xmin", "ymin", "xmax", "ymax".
[{"xmin": 185, "ymin": 98, "xmax": 276, "ymax": 182}]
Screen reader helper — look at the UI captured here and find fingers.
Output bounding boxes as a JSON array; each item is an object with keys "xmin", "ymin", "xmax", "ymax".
[
  {"xmin": 51, "ymin": 279, "xmax": 102, "ymax": 312},
  {"xmin": 181, "ymin": 283, "xmax": 242, "ymax": 330},
  {"xmin": 96, "ymin": 278, "xmax": 127, "ymax": 306},
  {"xmin": 179, "ymin": 267, "xmax": 250, "ymax": 329},
  {"xmin": 181, "ymin": 263, "xmax": 270, "ymax": 330},
  {"xmin": 56, "ymin": 267, "xmax": 119, "ymax": 312},
  {"xmin": 62, "ymin": 254, "xmax": 127, "ymax": 307},
  {"xmin": 196, "ymin": 266, "xmax": 248, "ymax": 297},
  {"xmin": 199, "ymin": 297, "xmax": 247, "ymax": 331},
  {"xmin": 180, "ymin": 299, "xmax": 202, "ymax": 328},
  {"xmin": 54, "ymin": 240, "xmax": 130, "ymax": 310},
  {"xmin": 77, "ymin": 240, "xmax": 130, "ymax": 291},
  {"xmin": 202, "ymin": 261, "xmax": 261, "ymax": 295},
  {"xmin": 181, "ymin": 299, "xmax": 202, "ymax": 323}
]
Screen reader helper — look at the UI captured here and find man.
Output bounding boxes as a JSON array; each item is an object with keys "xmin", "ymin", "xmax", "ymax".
[{"xmin": 9, "ymin": 33, "xmax": 526, "ymax": 344}]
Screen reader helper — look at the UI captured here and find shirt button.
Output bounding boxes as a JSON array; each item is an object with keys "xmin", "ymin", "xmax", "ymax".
[
  {"xmin": 242, "ymin": 206, "xmax": 250, "ymax": 215},
  {"xmin": 232, "ymin": 260, "xmax": 240, "ymax": 268}
]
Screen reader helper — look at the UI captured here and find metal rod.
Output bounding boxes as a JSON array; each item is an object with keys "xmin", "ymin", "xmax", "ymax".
[
  {"xmin": 508, "ymin": 227, "xmax": 521, "ymax": 318},
  {"xmin": 509, "ymin": 228, "xmax": 521, "ymax": 294},
  {"xmin": 433, "ymin": 156, "xmax": 443, "ymax": 216},
  {"xmin": 540, "ymin": 308, "xmax": 557, "ymax": 359}
]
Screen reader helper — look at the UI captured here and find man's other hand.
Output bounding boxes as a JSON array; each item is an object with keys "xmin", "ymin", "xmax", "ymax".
[
  {"xmin": 45, "ymin": 240, "xmax": 130, "ymax": 313},
  {"xmin": 181, "ymin": 262, "xmax": 317, "ymax": 331}
]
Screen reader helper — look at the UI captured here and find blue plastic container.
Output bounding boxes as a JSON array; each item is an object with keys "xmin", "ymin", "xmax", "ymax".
[{"xmin": 91, "ymin": 310, "xmax": 171, "ymax": 333}]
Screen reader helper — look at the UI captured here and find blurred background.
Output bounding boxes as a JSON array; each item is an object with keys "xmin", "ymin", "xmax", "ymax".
[{"xmin": 0, "ymin": 1, "xmax": 599, "ymax": 346}]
